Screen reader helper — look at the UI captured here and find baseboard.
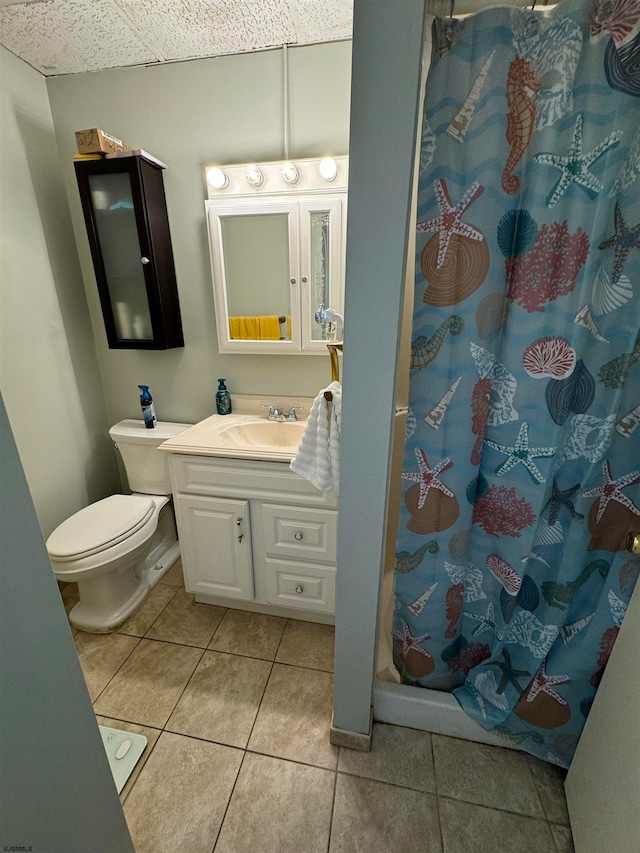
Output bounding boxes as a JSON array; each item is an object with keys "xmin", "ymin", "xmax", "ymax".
[{"xmin": 329, "ymin": 709, "xmax": 373, "ymax": 752}]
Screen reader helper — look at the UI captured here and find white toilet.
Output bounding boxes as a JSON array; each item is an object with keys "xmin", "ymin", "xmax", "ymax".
[{"xmin": 47, "ymin": 419, "xmax": 191, "ymax": 633}]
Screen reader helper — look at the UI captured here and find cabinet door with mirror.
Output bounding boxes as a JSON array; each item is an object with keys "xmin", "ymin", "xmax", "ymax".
[{"xmin": 205, "ymin": 158, "xmax": 347, "ymax": 355}]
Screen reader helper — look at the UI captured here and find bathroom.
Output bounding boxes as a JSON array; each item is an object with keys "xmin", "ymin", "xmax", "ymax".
[{"xmin": 1, "ymin": 0, "xmax": 639, "ymax": 851}]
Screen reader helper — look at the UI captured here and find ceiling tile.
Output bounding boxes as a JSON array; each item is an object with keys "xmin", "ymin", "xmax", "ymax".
[
  {"xmin": 0, "ymin": 0, "xmax": 157, "ymax": 75},
  {"xmin": 116, "ymin": 0, "xmax": 297, "ymax": 62},
  {"xmin": 292, "ymin": 0, "xmax": 352, "ymax": 43}
]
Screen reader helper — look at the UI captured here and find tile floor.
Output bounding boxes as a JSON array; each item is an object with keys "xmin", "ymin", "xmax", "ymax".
[{"xmin": 60, "ymin": 561, "xmax": 575, "ymax": 853}]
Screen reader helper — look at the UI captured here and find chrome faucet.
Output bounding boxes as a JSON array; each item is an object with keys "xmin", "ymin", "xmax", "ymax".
[{"xmin": 262, "ymin": 404, "xmax": 304, "ymax": 422}]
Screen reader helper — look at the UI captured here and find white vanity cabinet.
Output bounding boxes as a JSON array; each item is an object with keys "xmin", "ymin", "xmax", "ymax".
[{"xmin": 168, "ymin": 453, "xmax": 338, "ymax": 621}]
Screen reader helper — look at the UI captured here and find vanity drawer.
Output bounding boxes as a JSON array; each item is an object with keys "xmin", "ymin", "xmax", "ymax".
[
  {"xmin": 261, "ymin": 504, "xmax": 337, "ymax": 563},
  {"xmin": 265, "ymin": 558, "xmax": 336, "ymax": 613}
]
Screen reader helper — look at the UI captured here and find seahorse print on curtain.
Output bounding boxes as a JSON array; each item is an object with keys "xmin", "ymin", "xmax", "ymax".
[{"xmin": 393, "ymin": 0, "xmax": 640, "ymax": 767}]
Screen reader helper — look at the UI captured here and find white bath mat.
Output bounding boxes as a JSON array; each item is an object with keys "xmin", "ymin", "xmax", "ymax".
[{"xmin": 99, "ymin": 725, "xmax": 147, "ymax": 793}]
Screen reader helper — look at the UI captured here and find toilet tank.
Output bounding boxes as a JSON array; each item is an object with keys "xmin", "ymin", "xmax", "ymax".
[{"xmin": 109, "ymin": 420, "xmax": 192, "ymax": 495}]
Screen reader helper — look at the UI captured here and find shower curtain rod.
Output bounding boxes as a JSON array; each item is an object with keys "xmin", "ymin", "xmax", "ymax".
[{"xmin": 425, "ymin": 0, "xmax": 554, "ymax": 15}]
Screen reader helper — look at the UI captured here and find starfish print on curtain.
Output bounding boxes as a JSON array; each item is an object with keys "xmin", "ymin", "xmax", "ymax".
[
  {"xmin": 521, "ymin": 661, "xmax": 571, "ymax": 705},
  {"xmin": 402, "ymin": 448, "xmax": 454, "ymax": 508},
  {"xmin": 493, "ymin": 648, "xmax": 531, "ymax": 695},
  {"xmin": 582, "ymin": 460, "xmax": 640, "ymax": 522},
  {"xmin": 544, "ymin": 480, "xmax": 585, "ymax": 525},
  {"xmin": 598, "ymin": 201, "xmax": 640, "ymax": 283},
  {"xmin": 416, "ymin": 178, "xmax": 485, "ymax": 268},
  {"xmin": 484, "ymin": 421, "xmax": 557, "ymax": 483},
  {"xmin": 533, "ymin": 113, "xmax": 622, "ymax": 207}
]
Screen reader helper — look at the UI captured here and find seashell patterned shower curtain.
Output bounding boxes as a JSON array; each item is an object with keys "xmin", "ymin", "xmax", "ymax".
[{"xmin": 392, "ymin": 0, "xmax": 640, "ymax": 767}]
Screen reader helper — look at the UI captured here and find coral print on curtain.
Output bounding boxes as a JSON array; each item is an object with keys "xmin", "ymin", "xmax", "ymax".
[{"xmin": 393, "ymin": 0, "xmax": 640, "ymax": 767}]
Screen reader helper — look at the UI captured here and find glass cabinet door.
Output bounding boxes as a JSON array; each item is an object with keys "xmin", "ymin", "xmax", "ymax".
[
  {"xmin": 88, "ymin": 172, "xmax": 153, "ymax": 341},
  {"xmin": 298, "ymin": 197, "xmax": 344, "ymax": 350},
  {"xmin": 75, "ymin": 155, "xmax": 183, "ymax": 350}
]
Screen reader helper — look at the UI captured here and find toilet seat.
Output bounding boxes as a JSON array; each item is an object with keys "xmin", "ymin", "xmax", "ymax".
[{"xmin": 47, "ymin": 494, "xmax": 155, "ymax": 562}]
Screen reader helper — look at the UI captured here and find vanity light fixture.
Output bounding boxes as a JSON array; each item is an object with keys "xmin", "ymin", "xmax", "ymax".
[
  {"xmin": 244, "ymin": 165, "xmax": 264, "ymax": 187},
  {"xmin": 319, "ymin": 157, "xmax": 338, "ymax": 182},
  {"xmin": 207, "ymin": 167, "xmax": 229, "ymax": 190},
  {"xmin": 281, "ymin": 162, "xmax": 300, "ymax": 185}
]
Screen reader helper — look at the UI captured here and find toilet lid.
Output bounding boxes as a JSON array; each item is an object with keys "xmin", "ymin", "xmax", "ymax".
[{"xmin": 47, "ymin": 495, "xmax": 156, "ymax": 560}]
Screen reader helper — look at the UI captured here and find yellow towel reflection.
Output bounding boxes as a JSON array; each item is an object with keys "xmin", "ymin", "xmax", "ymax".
[{"xmin": 229, "ymin": 316, "xmax": 289, "ymax": 340}]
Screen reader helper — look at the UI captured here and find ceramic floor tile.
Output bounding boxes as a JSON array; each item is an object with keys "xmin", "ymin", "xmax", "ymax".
[
  {"xmin": 208, "ymin": 608, "xmax": 286, "ymax": 660},
  {"xmin": 118, "ymin": 583, "xmax": 178, "ymax": 637},
  {"xmin": 166, "ymin": 651, "xmax": 272, "ymax": 748},
  {"xmin": 93, "ymin": 639, "xmax": 203, "ymax": 728},
  {"xmin": 145, "ymin": 588, "xmax": 225, "ymax": 647},
  {"xmin": 432, "ymin": 734, "xmax": 544, "ymax": 817},
  {"xmin": 527, "ymin": 755, "xmax": 570, "ymax": 826},
  {"xmin": 74, "ymin": 631, "xmax": 140, "ymax": 702},
  {"xmin": 215, "ymin": 752, "xmax": 335, "ymax": 853},
  {"xmin": 124, "ymin": 731, "xmax": 242, "ymax": 853},
  {"xmin": 275, "ymin": 619, "xmax": 335, "ymax": 671},
  {"xmin": 159, "ymin": 558, "xmax": 185, "ymax": 587},
  {"xmin": 550, "ymin": 823, "xmax": 575, "ymax": 853},
  {"xmin": 438, "ymin": 797, "xmax": 556, "ymax": 853},
  {"xmin": 330, "ymin": 773, "xmax": 442, "ymax": 853},
  {"xmin": 338, "ymin": 723, "xmax": 436, "ymax": 793},
  {"xmin": 95, "ymin": 715, "xmax": 161, "ymax": 803},
  {"xmin": 248, "ymin": 663, "xmax": 337, "ymax": 769}
]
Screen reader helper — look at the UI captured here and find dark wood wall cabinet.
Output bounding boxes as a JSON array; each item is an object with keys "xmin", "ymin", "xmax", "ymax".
[{"xmin": 75, "ymin": 154, "xmax": 184, "ymax": 349}]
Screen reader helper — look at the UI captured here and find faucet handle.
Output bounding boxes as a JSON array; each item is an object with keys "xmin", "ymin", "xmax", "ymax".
[
  {"xmin": 287, "ymin": 406, "xmax": 304, "ymax": 421},
  {"xmin": 261, "ymin": 404, "xmax": 276, "ymax": 419}
]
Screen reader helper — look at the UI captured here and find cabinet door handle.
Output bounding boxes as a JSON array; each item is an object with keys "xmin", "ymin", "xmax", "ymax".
[
  {"xmin": 238, "ymin": 533, "xmax": 244, "ymax": 544},
  {"xmin": 141, "ymin": 256, "xmax": 150, "ymax": 265},
  {"xmin": 295, "ymin": 585, "xmax": 304, "ymax": 594},
  {"xmin": 294, "ymin": 532, "xmax": 303, "ymax": 541}
]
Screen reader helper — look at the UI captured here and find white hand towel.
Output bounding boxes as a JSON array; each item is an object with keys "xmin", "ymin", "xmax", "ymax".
[{"xmin": 290, "ymin": 381, "xmax": 342, "ymax": 495}]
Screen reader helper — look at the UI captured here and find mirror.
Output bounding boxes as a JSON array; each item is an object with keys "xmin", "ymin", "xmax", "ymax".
[{"xmin": 205, "ymin": 157, "xmax": 347, "ymax": 354}]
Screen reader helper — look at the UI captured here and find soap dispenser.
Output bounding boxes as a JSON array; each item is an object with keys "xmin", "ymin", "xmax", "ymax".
[
  {"xmin": 138, "ymin": 385, "xmax": 157, "ymax": 429},
  {"xmin": 216, "ymin": 379, "xmax": 232, "ymax": 415}
]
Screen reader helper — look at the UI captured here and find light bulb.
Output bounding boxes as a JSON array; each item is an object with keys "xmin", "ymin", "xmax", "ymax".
[
  {"xmin": 319, "ymin": 157, "xmax": 337, "ymax": 182},
  {"xmin": 281, "ymin": 162, "xmax": 300, "ymax": 184},
  {"xmin": 244, "ymin": 165, "xmax": 264, "ymax": 187},
  {"xmin": 207, "ymin": 167, "xmax": 229, "ymax": 189}
]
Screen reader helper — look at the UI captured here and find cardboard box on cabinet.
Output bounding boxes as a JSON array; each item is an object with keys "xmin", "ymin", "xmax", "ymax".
[{"xmin": 75, "ymin": 128, "xmax": 131, "ymax": 156}]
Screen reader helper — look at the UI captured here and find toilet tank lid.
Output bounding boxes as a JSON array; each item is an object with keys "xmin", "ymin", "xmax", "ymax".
[{"xmin": 109, "ymin": 419, "xmax": 192, "ymax": 444}]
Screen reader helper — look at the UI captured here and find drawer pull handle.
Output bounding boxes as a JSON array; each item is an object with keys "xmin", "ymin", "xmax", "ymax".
[
  {"xmin": 294, "ymin": 532, "xmax": 303, "ymax": 541},
  {"xmin": 295, "ymin": 585, "xmax": 304, "ymax": 594}
]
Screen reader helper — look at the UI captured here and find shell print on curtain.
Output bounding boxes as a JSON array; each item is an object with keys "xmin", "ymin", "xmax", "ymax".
[{"xmin": 393, "ymin": 0, "xmax": 640, "ymax": 767}]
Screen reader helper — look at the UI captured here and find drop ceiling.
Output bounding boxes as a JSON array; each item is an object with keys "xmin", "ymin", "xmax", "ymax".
[{"xmin": 0, "ymin": 0, "xmax": 354, "ymax": 76}]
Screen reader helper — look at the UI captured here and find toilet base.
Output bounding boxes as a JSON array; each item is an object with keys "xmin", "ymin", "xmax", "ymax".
[{"xmin": 67, "ymin": 504, "xmax": 180, "ymax": 634}]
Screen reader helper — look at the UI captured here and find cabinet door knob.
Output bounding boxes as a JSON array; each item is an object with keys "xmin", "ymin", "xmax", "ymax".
[
  {"xmin": 236, "ymin": 517, "xmax": 242, "ymax": 526},
  {"xmin": 141, "ymin": 256, "xmax": 150, "ymax": 265},
  {"xmin": 301, "ymin": 275, "xmax": 308, "ymax": 283},
  {"xmin": 290, "ymin": 277, "xmax": 297, "ymax": 284},
  {"xmin": 238, "ymin": 533, "xmax": 244, "ymax": 544},
  {"xmin": 294, "ymin": 532, "xmax": 303, "ymax": 541},
  {"xmin": 295, "ymin": 585, "xmax": 304, "ymax": 594}
]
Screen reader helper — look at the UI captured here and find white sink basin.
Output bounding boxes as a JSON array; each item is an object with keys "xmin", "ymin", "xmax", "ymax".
[
  {"xmin": 216, "ymin": 420, "xmax": 306, "ymax": 450},
  {"xmin": 158, "ymin": 413, "xmax": 307, "ymax": 461}
]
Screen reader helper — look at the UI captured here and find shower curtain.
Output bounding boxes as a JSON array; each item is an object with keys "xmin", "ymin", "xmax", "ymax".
[{"xmin": 393, "ymin": 0, "xmax": 640, "ymax": 767}]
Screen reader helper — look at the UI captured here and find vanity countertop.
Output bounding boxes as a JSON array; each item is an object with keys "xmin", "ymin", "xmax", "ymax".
[{"xmin": 158, "ymin": 411, "xmax": 308, "ymax": 463}]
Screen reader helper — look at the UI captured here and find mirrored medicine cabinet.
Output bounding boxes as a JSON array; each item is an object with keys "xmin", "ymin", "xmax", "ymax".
[{"xmin": 205, "ymin": 157, "xmax": 347, "ymax": 354}]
